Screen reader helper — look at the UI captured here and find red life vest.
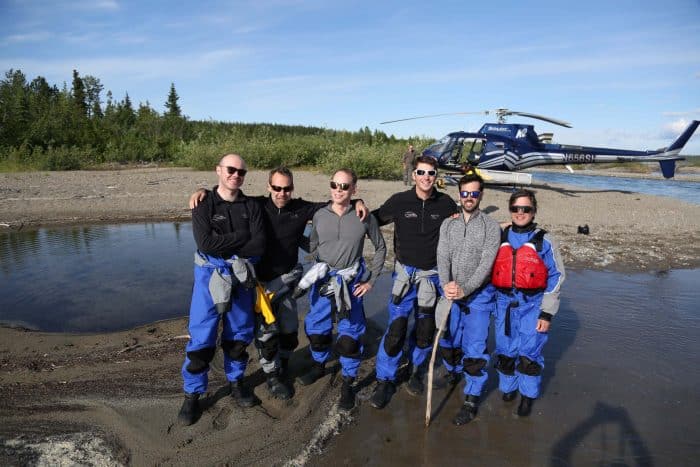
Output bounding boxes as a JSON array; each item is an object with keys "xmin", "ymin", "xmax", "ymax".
[{"xmin": 491, "ymin": 227, "xmax": 548, "ymax": 291}]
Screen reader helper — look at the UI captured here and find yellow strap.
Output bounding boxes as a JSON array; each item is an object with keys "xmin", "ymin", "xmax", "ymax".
[{"xmin": 255, "ymin": 283, "xmax": 276, "ymax": 325}]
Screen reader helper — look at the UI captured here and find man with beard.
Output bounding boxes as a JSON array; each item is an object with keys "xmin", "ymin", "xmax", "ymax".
[{"xmin": 435, "ymin": 172, "xmax": 500, "ymax": 425}]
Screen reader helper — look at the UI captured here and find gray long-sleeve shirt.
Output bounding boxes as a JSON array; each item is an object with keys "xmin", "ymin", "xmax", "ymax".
[
  {"xmin": 310, "ymin": 203, "xmax": 386, "ymax": 285},
  {"xmin": 437, "ymin": 209, "xmax": 500, "ymax": 298}
]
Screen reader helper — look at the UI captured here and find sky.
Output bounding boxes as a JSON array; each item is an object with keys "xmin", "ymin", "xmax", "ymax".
[{"xmin": 1, "ymin": 0, "xmax": 699, "ymax": 153}]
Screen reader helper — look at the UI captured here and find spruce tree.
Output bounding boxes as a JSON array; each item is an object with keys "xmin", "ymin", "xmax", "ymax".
[{"xmin": 164, "ymin": 82, "xmax": 181, "ymax": 117}]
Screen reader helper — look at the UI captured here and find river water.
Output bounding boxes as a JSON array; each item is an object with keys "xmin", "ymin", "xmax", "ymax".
[{"xmin": 1, "ymin": 220, "xmax": 698, "ymax": 465}]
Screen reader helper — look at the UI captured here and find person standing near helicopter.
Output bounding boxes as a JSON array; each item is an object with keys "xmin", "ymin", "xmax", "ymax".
[
  {"xmin": 370, "ymin": 155, "xmax": 459, "ymax": 409},
  {"xmin": 491, "ymin": 189, "xmax": 565, "ymax": 417},
  {"xmin": 402, "ymin": 144, "xmax": 416, "ymax": 186}
]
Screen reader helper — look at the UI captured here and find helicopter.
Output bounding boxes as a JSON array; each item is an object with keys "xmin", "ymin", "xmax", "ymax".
[{"xmin": 382, "ymin": 109, "xmax": 700, "ymax": 185}]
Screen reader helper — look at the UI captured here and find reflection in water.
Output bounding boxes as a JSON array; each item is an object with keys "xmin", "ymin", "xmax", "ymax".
[{"xmin": 0, "ymin": 222, "xmax": 194, "ymax": 332}]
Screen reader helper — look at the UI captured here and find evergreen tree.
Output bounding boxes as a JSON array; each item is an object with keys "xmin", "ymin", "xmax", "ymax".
[
  {"xmin": 71, "ymin": 69, "xmax": 88, "ymax": 117},
  {"xmin": 164, "ymin": 82, "xmax": 181, "ymax": 117}
]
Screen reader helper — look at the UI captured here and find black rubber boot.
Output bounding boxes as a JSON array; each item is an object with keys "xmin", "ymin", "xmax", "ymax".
[
  {"xmin": 230, "ymin": 380, "xmax": 257, "ymax": 408},
  {"xmin": 405, "ymin": 367, "xmax": 425, "ymax": 396},
  {"xmin": 266, "ymin": 372, "xmax": 292, "ymax": 400},
  {"xmin": 338, "ymin": 376, "xmax": 355, "ymax": 411},
  {"xmin": 296, "ymin": 361, "xmax": 325, "ymax": 386},
  {"xmin": 517, "ymin": 395, "xmax": 534, "ymax": 417},
  {"xmin": 177, "ymin": 393, "xmax": 200, "ymax": 426},
  {"xmin": 369, "ymin": 380, "xmax": 396, "ymax": 409},
  {"xmin": 502, "ymin": 390, "xmax": 518, "ymax": 402},
  {"xmin": 453, "ymin": 395, "xmax": 479, "ymax": 426}
]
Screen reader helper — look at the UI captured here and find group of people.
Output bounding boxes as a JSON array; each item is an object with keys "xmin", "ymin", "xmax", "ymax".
[{"xmin": 176, "ymin": 151, "xmax": 565, "ymax": 428}]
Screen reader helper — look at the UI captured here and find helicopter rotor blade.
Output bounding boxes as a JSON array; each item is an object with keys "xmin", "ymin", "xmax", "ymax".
[
  {"xmin": 380, "ymin": 111, "xmax": 488, "ymax": 125},
  {"xmin": 506, "ymin": 111, "xmax": 572, "ymax": 128}
]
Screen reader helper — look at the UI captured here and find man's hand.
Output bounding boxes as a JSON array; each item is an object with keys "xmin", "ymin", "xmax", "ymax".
[
  {"xmin": 353, "ymin": 281, "xmax": 372, "ymax": 297},
  {"xmin": 443, "ymin": 281, "xmax": 465, "ymax": 300},
  {"xmin": 355, "ymin": 199, "xmax": 369, "ymax": 221},
  {"xmin": 536, "ymin": 319, "xmax": 550, "ymax": 333},
  {"xmin": 189, "ymin": 189, "xmax": 208, "ymax": 209}
]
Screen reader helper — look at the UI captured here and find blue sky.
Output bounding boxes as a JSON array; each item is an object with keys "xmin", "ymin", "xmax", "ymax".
[{"xmin": 2, "ymin": 0, "xmax": 699, "ymax": 153}]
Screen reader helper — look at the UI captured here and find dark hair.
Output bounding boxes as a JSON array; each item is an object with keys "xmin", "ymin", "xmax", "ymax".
[
  {"xmin": 413, "ymin": 154, "xmax": 438, "ymax": 170},
  {"xmin": 334, "ymin": 168, "xmax": 358, "ymax": 185},
  {"xmin": 458, "ymin": 173, "xmax": 484, "ymax": 191},
  {"xmin": 509, "ymin": 189, "xmax": 537, "ymax": 212},
  {"xmin": 268, "ymin": 166, "xmax": 294, "ymax": 185}
]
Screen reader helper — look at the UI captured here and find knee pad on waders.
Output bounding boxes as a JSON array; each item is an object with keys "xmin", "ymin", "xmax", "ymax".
[
  {"xmin": 383, "ymin": 317, "xmax": 408, "ymax": 357},
  {"xmin": 255, "ymin": 334, "xmax": 279, "ymax": 361},
  {"xmin": 463, "ymin": 357, "xmax": 487, "ymax": 376},
  {"xmin": 186, "ymin": 347, "xmax": 216, "ymax": 373},
  {"xmin": 415, "ymin": 316, "xmax": 436, "ymax": 349},
  {"xmin": 439, "ymin": 346, "xmax": 463, "ymax": 367},
  {"xmin": 335, "ymin": 335, "xmax": 361, "ymax": 359},
  {"xmin": 308, "ymin": 334, "xmax": 332, "ymax": 353},
  {"xmin": 221, "ymin": 340, "xmax": 249, "ymax": 362},
  {"xmin": 517, "ymin": 356, "xmax": 543, "ymax": 376},
  {"xmin": 495, "ymin": 354, "xmax": 516, "ymax": 375}
]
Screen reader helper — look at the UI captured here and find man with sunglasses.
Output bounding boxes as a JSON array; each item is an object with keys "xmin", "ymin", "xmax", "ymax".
[
  {"xmin": 435, "ymin": 172, "xmax": 500, "ymax": 426},
  {"xmin": 189, "ymin": 167, "xmax": 367, "ymax": 401},
  {"xmin": 296, "ymin": 168, "xmax": 386, "ymax": 411},
  {"xmin": 491, "ymin": 189, "xmax": 565, "ymax": 417},
  {"xmin": 370, "ymin": 155, "xmax": 460, "ymax": 410},
  {"xmin": 178, "ymin": 154, "xmax": 265, "ymax": 426}
]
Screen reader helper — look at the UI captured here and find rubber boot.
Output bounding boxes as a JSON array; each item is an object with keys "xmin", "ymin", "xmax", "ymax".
[
  {"xmin": 502, "ymin": 390, "xmax": 518, "ymax": 402},
  {"xmin": 517, "ymin": 395, "xmax": 534, "ymax": 417},
  {"xmin": 177, "ymin": 393, "xmax": 200, "ymax": 426},
  {"xmin": 296, "ymin": 361, "xmax": 325, "ymax": 386},
  {"xmin": 453, "ymin": 395, "xmax": 479, "ymax": 426},
  {"xmin": 230, "ymin": 380, "xmax": 257, "ymax": 407},
  {"xmin": 338, "ymin": 376, "xmax": 355, "ymax": 411},
  {"xmin": 266, "ymin": 371, "xmax": 292, "ymax": 400},
  {"xmin": 370, "ymin": 380, "xmax": 396, "ymax": 409},
  {"xmin": 406, "ymin": 365, "xmax": 425, "ymax": 396}
]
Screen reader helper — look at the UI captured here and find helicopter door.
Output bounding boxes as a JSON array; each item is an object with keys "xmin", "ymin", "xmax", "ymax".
[{"xmin": 465, "ymin": 139, "xmax": 485, "ymax": 165}]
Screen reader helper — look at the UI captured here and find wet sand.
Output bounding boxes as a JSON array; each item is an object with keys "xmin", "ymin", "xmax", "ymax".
[{"xmin": 1, "ymin": 168, "xmax": 699, "ymax": 465}]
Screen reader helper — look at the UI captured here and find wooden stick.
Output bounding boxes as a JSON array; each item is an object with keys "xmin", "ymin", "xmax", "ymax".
[{"xmin": 425, "ymin": 298, "xmax": 452, "ymax": 427}]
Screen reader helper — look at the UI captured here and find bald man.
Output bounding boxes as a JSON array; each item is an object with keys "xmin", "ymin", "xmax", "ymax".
[{"xmin": 178, "ymin": 154, "xmax": 266, "ymax": 426}]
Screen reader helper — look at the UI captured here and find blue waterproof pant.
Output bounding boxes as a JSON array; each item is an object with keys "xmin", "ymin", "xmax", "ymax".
[
  {"xmin": 493, "ymin": 294, "xmax": 548, "ymax": 398},
  {"xmin": 438, "ymin": 300, "xmax": 492, "ymax": 397},
  {"xmin": 375, "ymin": 272, "xmax": 441, "ymax": 382},
  {"xmin": 304, "ymin": 275, "xmax": 366, "ymax": 379},
  {"xmin": 181, "ymin": 263, "xmax": 255, "ymax": 394}
]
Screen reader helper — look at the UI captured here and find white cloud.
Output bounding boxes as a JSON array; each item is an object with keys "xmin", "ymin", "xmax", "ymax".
[
  {"xmin": 1, "ymin": 31, "xmax": 51, "ymax": 45},
  {"xmin": 661, "ymin": 118, "xmax": 691, "ymax": 138}
]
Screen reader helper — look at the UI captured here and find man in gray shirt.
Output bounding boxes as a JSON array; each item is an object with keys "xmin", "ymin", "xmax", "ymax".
[
  {"xmin": 436, "ymin": 172, "xmax": 500, "ymax": 426},
  {"xmin": 295, "ymin": 168, "xmax": 386, "ymax": 410}
]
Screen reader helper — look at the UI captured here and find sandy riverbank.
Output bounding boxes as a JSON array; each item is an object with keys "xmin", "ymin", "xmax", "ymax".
[{"xmin": 1, "ymin": 167, "xmax": 699, "ymax": 465}]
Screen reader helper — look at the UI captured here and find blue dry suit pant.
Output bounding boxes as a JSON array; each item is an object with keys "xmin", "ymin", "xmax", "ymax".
[
  {"xmin": 438, "ymin": 286, "xmax": 494, "ymax": 397},
  {"xmin": 375, "ymin": 269, "xmax": 441, "ymax": 382},
  {"xmin": 303, "ymin": 263, "xmax": 366, "ymax": 379},
  {"xmin": 493, "ymin": 291, "xmax": 548, "ymax": 399},
  {"xmin": 181, "ymin": 254, "xmax": 255, "ymax": 394}
]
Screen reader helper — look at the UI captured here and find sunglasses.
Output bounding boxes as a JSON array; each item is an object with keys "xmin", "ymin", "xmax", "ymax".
[
  {"xmin": 459, "ymin": 190, "xmax": 481, "ymax": 199},
  {"xmin": 221, "ymin": 165, "xmax": 248, "ymax": 176},
  {"xmin": 509, "ymin": 205, "xmax": 534, "ymax": 214},
  {"xmin": 415, "ymin": 169, "xmax": 437, "ymax": 176},
  {"xmin": 270, "ymin": 184, "xmax": 293, "ymax": 193},
  {"xmin": 330, "ymin": 181, "xmax": 351, "ymax": 191}
]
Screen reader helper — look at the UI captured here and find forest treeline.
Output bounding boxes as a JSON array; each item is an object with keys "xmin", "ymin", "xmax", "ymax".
[{"xmin": 0, "ymin": 69, "xmax": 429, "ymax": 178}]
